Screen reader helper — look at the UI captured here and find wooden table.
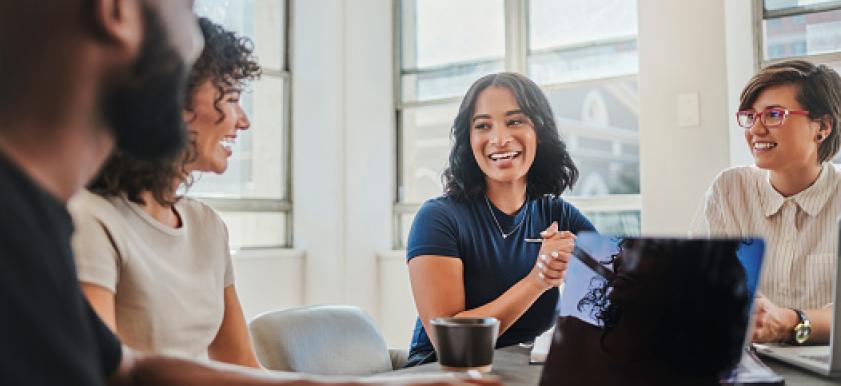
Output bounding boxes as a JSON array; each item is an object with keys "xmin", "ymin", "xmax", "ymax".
[{"xmin": 388, "ymin": 345, "xmax": 838, "ymax": 386}]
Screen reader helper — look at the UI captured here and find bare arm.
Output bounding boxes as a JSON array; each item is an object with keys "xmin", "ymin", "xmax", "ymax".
[
  {"xmin": 108, "ymin": 346, "xmax": 500, "ymax": 386},
  {"xmin": 409, "ymin": 224, "xmax": 572, "ymax": 347},
  {"xmin": 109, "ymin": 347, "xmax": 322, "ymax": 386},
  {"xmin": 752, "ymin": 296, "xmax": 833, "ymax": 344},
  {"xmin": 408, "ymin": 256, "xmax": 537, "ymax": 342},
  {"xmin": 808, "ymin": 307, "xmax": 833, "ymax": 343},
  {"xmin": 81, "ymin": 282, "xmax": 118, "ymax": 332},
  {"xmin": 208, "ymin": 285, "xmax": 261, "ymax": 368}
]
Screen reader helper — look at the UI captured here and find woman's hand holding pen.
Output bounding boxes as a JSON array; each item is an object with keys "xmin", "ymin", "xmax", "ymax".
[{"xmin": 528, "ymin": 221, "xmax": 575, "ymax": 290}]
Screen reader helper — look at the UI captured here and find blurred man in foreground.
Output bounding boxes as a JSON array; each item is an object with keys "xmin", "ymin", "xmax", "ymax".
[{"xmin": 0, "ymin": 2, "xmax": 497, "ymax": 386}]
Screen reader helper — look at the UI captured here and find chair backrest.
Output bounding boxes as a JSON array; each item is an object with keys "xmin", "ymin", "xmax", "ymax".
[{"xmin": 249, "ymin": 305, "xmax": 394, "ymax": 376}]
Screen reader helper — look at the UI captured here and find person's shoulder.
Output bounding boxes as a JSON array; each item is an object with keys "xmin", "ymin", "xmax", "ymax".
[
  {"xmin": 827, "ymin": 162, "xmax": 841, "ymax": 177},
  {"xmin": 68, "ymin": 189, "xmax": 122, "ymax": 224},
  {"xmin": 821, "ymin": 163, "xmax": 841, "ymax": 192},
  {"xmin": 713, "ymin": 165, "xmax": 762, "ymax": 183},
  {"xmin": 543, "ymin": 195, "xmax": 594, "ymax": 229},
  {"xmin": 709, "ymin": 165, "xmax": 762, "ymax": 193},
  {"xmin": 413, "ymin": 196, "xmax": 470, "ymax": 228},
  {"xmin": 419, "ymin": 195, "xmax": 467, "ymax": 212},
  {"xmin": 178, "ymin": 196, "xmax": 225, "ymax": 227},
  {"xmin": 543, "ymin": 194, "xmax": 579, "ymax": 213}
]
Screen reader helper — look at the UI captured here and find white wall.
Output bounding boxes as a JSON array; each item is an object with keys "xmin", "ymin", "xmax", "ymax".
[
  {"xmin": 725, "ymin": 0, "xmax": 759, "ymax": 167},
  {"xmin": 638, "ymin": 0, "xmax": 737, "ymax": 235},
  {"xmin": 233, "ymin": 248, "xmax": 305, "ymax": 319},
  {"xmin": 291, "ymin": 0, "xmax": 348, "ymax": 304},
  {"xmin": 342, "ymin": 0, "xmax": 396, "ymax": 315},
  {"xmin": 290, "ymin": 0, "xmax": 400, "ymax": 344},
  {"xmin": 378, "ymin": 251, "xmax": 418, "ymax": 348}
]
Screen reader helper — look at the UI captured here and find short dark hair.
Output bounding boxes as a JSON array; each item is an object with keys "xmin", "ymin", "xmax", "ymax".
[
  {"xmin": 580, "ymin": 238, "xmax": 749, "ymax": 378},
  {"xmin": 739, "ymin": 60, "xmax": 841, "ymax": 163},
  {"xmin": 89, "ymin": 17, "xmax": 261, "ymax": 206},
  {"xmin": 442, "ymin": 72, "xmax": 578, "ymax": 201}
]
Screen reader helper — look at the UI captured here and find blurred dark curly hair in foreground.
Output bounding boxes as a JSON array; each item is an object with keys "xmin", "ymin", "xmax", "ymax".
[{"xmin": 578, "ymin": 238, "xmax": 749, "ymax": 379}]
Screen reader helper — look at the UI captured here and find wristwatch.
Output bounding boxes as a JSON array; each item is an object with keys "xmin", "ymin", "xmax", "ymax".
[{"xmin": 790, "ymin": 309, "xmax": 812, "ymax": 345}]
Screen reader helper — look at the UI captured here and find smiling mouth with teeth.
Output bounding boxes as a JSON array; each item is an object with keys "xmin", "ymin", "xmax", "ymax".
[
  {"xmin": 489, "ymin": 151, "xmax": 521, "ymax": 161},
  {"xmin": 753, "ymin": 142, "xmax": 777, "ymax": 150},
  {"xmin": 220, "ymin": 137, "xmax": 236, "ymax": 148}
]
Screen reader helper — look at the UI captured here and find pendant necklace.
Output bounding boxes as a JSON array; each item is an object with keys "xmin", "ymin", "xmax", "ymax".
[{"xmin": 484, "ymin": 195, "xmax": 528, "ymax": 239}]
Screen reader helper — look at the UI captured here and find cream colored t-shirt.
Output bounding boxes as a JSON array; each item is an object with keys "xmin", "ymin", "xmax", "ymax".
[
  {"xmin": 69, "ymin": 189, "xmax": 234, "ymax": 359},
  {"xmin": 704, "ymin": 163, "xmax": 840, "ymax": 310}
]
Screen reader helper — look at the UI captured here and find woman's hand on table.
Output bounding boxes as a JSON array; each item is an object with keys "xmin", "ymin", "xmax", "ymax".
[{"xmin": 752, "ymin": 295, "xmax": 797, "ymax": 343}]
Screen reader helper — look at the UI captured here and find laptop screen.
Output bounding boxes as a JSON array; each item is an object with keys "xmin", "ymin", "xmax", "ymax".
[{"xmin": 541, "ymin": 233, "xmax": 764, "ymax": 385}]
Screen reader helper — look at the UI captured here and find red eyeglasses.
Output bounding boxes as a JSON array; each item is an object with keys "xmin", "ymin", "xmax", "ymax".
[{"xmin": 736, "ymin": 107, "xmax": 811, "ymax": 129}]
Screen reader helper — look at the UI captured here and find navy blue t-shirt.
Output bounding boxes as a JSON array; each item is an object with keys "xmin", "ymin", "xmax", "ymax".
[{"xmin": 406, "ymin": 195, "xmax": 596, "ymax": 354}]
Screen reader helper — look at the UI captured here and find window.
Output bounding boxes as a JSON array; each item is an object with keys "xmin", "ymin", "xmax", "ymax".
[
  {"xmin": 395, "ymin": 0, "xmax": 641, "ymax": 248},
  {"xmin": 193, "ymin": 0, "xmax": 291, "ymax": 249},
  {"xmin": 758, "ymin": 0, "xmax": 841, "ymax": 62}
]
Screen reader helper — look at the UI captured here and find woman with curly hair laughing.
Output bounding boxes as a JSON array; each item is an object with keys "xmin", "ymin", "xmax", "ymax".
[{"xmin": 69, "ymin": 17, "xmax": 262, "ymax": 367}]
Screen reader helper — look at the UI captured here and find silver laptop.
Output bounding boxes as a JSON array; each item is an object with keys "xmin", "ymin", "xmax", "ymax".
[{"xmin": 753, "ymin": 220, "xmax": 841, "ymax": 377}]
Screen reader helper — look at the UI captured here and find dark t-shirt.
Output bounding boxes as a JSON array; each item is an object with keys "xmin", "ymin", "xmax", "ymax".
[
  {"xmin": 406, "ymin": 195, "xmax": 595, "ymax": 355},
  {"xmin": 0, "ymin": 151, "xmax": 122, "ymax": 386}
]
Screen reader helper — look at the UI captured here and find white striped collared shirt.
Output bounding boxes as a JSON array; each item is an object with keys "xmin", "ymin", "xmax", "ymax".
[{"xmin": 704, "ymin": 162, "xmax": 840, "ymax": 309}]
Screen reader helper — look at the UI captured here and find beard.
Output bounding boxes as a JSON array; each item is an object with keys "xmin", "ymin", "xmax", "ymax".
[{"xmin": 100, "ymin": 5, "xmax": 190, "ymax": 161}]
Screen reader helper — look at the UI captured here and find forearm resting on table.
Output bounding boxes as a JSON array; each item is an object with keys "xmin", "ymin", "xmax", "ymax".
[
  {"xmin": 112, "ymin": 349, "xmax": 497, "ymax": 386},
  {"xmin": 111, "ymin": 348, "xmax": 357, "ymax": 386},
  {"xmin": 452, "ymin": 277, "xmax": 545, "ymax": 335}
]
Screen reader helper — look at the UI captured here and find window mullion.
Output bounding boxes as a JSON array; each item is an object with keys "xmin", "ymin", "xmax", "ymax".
[
  {"xmin": 504, "ymin": 0, "xmax": 528, "ymax": 73},
  {"xmin": 753, "ymin": 0, "xmax": 764, "ymax": 71}
]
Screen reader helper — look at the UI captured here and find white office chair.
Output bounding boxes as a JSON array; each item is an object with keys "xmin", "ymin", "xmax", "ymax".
[{"xmin": 249, "ymin": 305, "xmax": 408, "ymax": 376}]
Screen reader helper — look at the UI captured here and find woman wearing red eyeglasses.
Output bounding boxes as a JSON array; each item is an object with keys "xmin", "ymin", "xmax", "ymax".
[{"xmin": 705, "ymin": 60, "xmax": 841, "ymax": 346}]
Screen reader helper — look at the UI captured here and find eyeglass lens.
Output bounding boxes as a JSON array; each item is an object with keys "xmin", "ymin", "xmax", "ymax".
[{"xmin": 737, "ymin": 108, "xmax": 786, "ymax": 128}]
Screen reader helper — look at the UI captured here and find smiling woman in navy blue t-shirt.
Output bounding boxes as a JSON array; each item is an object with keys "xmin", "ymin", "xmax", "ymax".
[{"xmin": 405, "ymin": 72, "xmax": 596, "ymax": 367}]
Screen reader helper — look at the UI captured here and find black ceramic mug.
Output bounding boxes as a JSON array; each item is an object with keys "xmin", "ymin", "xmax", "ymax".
[{"xmin": 431, "ymin": 317, "xmax": 499, "ymax": 372}]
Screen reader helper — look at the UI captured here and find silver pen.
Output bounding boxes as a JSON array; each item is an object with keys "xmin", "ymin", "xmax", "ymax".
[{"xmin": 525, "ymin": 238, "xmax": 543, "ymax": 243}]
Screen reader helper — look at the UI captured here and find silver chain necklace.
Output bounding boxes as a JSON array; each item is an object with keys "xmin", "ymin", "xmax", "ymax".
[{"xmin": 484, "ymin": 195, "xmax": 529, "ymax": 239}]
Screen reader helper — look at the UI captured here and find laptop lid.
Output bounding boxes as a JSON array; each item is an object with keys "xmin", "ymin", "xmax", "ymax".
[{"xmin": 539, "ymin": 233, "xmax": 764, "ymax": 385}]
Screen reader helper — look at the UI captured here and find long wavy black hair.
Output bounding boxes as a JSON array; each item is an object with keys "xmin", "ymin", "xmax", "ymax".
[
  {"xmin": 89, "ymin": 17, "xmax": 261, "ymax": 206},
  {"xmin": 578, "ymin": 238, "xmax": 749, "ymax": 379},
  {"xmin": 442, "ymin": 72, "xmax": 578, "ymax": 201}
]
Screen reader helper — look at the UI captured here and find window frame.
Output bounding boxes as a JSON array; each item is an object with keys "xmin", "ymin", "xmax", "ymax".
[
  {"xmin": 753, "ymin": 0, "xmax": 841, "ymax": 67},
  {"xmin": 393, "ymin": 0, "xmax": 642, "ymax": 248},
  {"xmin": 192, "ymin": 0, "xmax": 293, "ymax": 249}
]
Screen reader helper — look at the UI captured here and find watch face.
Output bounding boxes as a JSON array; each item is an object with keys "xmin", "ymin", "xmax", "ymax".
[{"xmin": 795, "ymin": 324, "xmax": 812, "ymax": 344}]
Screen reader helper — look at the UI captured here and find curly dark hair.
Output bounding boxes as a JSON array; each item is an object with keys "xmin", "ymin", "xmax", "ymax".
[
  {"xmin": 89, "ymin": 17, "xmax": 262, "ymax": 206},
  {"xmin": 578, "ymin": 238, "xmax": 749, "ymax": 379},
  {"xmin": 442, "ymin": 72, "xmax": 578, "ymax": 201}
]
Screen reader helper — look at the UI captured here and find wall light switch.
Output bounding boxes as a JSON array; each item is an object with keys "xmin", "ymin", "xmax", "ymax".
[{"xmin": 676, "ymin": 92, "xmax": 700, "ymax": 128}]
